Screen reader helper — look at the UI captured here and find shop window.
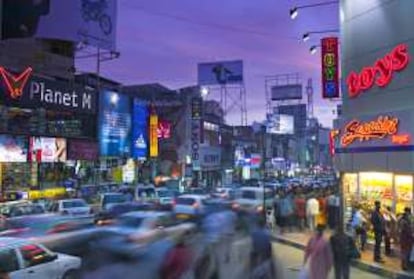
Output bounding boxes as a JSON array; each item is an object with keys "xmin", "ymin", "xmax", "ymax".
[
  {"xmin": 395, "ymin": 175, "xmax": 413, "ymax": 215},
  {"xmin": 359, "ymin": 172, "xmax": 393, "ymax": 210}
]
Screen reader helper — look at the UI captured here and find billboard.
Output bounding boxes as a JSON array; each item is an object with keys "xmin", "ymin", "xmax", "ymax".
[
  {"xmin": 67, "ymin": 139, "xmax": 98, "ymax": 160},
  {"xmin": 132, "ymin": 101, "xmax": 148, "ymax": 160},
  {"xmin": 198, "ymin": 60, "xmax": 243, "ymax": 85},
  {"xmin": 271, "ymin": 84, "xmax": 302, "ymax": 101},
  {"xmin": 277, "ymin": 104, "xmax": 307, "ymax": 136},
  {"xmin": 321, "ymin": 37, "xmax": 340, "ymax": 98},
  {"xmin": 0, "ymin": 135, "xmax": 28, "ymax": 162},
  {"xmin": 29, "ymin": 137, "xmax": 66, "ymax": 162},
  {"xmin": 266, "ymin": 114, "xmax": 294, "ymax": 134},
  {"xmin": 157, "ymin": 119, "xmax": 171, "ymax": 139},
  {"xmin": 1, "ymin": 0, "xmax": 117, "ymax": 50},
  {"xmin": 98, "ymin": 91, "xmax": 131, "ymax": 157},
  {"xmin": 0, "ymin": 67, "xmax": 97, "ymax": 114},
  {"xmin": 149, "ymin": 114, "xmax": 158, "ymax": 157}
]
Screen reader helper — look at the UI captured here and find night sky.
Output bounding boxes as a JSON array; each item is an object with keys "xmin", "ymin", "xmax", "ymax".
[{"xmin": 76, "ymin": 0, "xmax": 339, "ymax": 127}]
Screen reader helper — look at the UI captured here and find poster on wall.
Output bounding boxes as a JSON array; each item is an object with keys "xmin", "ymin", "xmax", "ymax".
[
  {"xmin": 1, "ymin": 0, "xmax": 117, "ymax": 50},
  {"xmin": 99, "ymin": 91, "xmax": 131, "ymax": 157},
  {"xmin": 158, "ymin": 119, "xmax": 171, "ymax": 139},
  {"xmin": 0, "ymin": 135, "xmax": 28, "ymax": 162},
  {"xmin": 132, "ymin": 100, "xmax": 148, "ymax": 159},
  {"xmin": 149, "ymin": 114, "xmax": 158, "ymax": 157},
  {"xmin": 29, "ymin": 137, "xmax": 66, "ymax": 162}
]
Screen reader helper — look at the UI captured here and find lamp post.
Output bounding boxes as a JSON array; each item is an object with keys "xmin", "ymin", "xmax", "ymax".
[{"xmin": 290, "ymin": 1, "xmax": 339, "ymax": 19}]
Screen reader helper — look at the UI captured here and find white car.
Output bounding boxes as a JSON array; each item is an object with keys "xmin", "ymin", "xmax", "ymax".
[
  {"xmin": 0, "ymin": 237, "xmax": 81, "ymax": 279},
  {"xmin": 173, "ymin": 194, "xmax": 209, "ymax": 220},
  {"xmin": 233, "ymin": 187, "xmax": 274, "ymax": 214},
  {"xmin": 50, "ymin": 199, "xmax": 92, "ymax": 216}
]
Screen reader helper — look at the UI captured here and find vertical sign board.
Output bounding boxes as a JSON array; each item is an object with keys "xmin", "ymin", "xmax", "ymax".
[
  {"xmin": 191, "ymin": 97, "xmax": 202, "ymax": 171},
  {"xmin": 132, "ymin": 100, "xmax": 149, "ymax": 160},
  {"xmin": 149, "ymin": 114, "xmax": 158, "ymax": 157},
  {"xmin": 321, "ymin": 37, "xmax": 339, "ymax": 98}
]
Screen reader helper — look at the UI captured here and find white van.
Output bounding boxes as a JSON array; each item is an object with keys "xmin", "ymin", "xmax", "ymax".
[{"xmin": 233, "ymin": 187, "xmax": 274, "ymax": 214}]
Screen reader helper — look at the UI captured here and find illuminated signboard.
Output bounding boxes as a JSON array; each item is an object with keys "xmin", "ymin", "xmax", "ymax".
[
  {"xmin": 340, "ymin": 116, "xmax": 404, "ymax": 147},
  {"xmin": 157, "ymin": 119, "xmax": 171, "ymax": 139},
  {"xmin": 321, "ymin": 37, "xmax": 339, "ymax": 98},
  {"xmin": 149, "ymin": 114, "xmax": 159, "ymax": 157},
  {"xmin": 0, "ymin": 67, "xmax": 32, "ymax": 99},
  {"xmin": 346, "ymin": 44, "xmax": 409, "ymax": 98},
  {"xmin": 329, "ymin": 129, "xmax": 339, "ymax": 156}
]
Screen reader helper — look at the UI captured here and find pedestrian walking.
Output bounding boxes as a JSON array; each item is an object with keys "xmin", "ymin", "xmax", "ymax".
[
  {"xmin": 306, "ymin": 196, "xmax": 320, "ymax": 232},
  {"xmin": 279, "ymin": 192, "xmax": 294, "ymax": 233},
  {"xmin": 327, "ymin": 190, "xmax": 340, "ymax": 229},
  {"xmin": 294, "ymin": 194, "xmax": 306, "ymax": 231},
  {"xmin": 160, "ymin": 234, "xmax": 192, "ymax": 279},
  {"xmin": 371, "ymin": 200, "xmax": 386, "ymax": 263},
  {"xmin": 351, "ymin": 204, "xmax": 367, "ymax": 251},
  {"xmin": 304, "ymin": 225, "xmax": 333, "ymax": 279},
  {"xmin": 383, "ymin": 206, "xmax": 397, "ymax": 256},
  {"xmin": 330, "ymin": 225, "xmax": 360, "ymax": 279},
  {"xmin": 398, "ymin": 207, "xmax": 413, "ymax": 270},
  {"xmin": 317, "ymin": 194, "xmax": 328, "ymax": 227}
]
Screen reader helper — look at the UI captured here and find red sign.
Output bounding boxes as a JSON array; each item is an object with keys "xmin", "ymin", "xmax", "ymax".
[
  {"xmin": 346, "ymin": 44, "xmax": 409, "ymax": 98},
  {"xmin": 340, "ymin": 116, "xmax": 400, "ymax": 147},
  {"xmin": 329, "ymin": 129, "xmax": 339, "ymax": 156},
  {"xmin": 157, "ymin": 120, "xmax": 171, "ymax": 139},
  {"xmin": 321, "ymin": 37, "xmax": 339, "ymax": 98},
  {"xmin": 0, "ymin": 67, "xmax": 32, "ymax": 99}
]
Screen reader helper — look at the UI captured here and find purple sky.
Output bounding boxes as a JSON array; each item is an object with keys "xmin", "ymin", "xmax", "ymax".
[{"xmin": 77, "ymin": 0, "xmax": 339, "ymax": 127}]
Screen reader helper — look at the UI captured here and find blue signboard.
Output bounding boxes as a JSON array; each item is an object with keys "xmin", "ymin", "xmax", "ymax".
[
  {"xmin": 98, "ymin": 91, "xmax": 131, "ymax": 157},
  {"xmin": 132, "ymin": 100, "xmax": 148, "ymax": 159}
]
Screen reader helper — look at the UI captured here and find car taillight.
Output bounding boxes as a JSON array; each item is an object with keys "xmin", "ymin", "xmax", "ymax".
[
  {"xmin": 192, "ymin": 202, "xmax": 199, "ymax": 209},
  {"xmin": 232, "ymin": 203, "xmax": 240, "ymax": 210}
]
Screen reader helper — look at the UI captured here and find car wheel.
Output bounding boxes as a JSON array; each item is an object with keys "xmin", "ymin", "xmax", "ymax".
[{"xmin": 62, "ymin": 269, "xmax": 80, "ymax": 279}]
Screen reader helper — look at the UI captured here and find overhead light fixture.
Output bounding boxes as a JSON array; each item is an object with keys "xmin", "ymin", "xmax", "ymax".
[
  {"xmin": 290, "ymin": 7, "xmax": 298, "ymax": 19},
  {"xmin": 310, "ymin": 45, "xmax": 318, "ymax": 55},
  {"xmin": 302, "ymin": 33, "xmax": 310, "ymax": 42}
]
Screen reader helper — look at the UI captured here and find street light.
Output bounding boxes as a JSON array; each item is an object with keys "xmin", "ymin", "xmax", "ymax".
[
  {"xmin": 289, "ymin": 1, "xmax": 339, "ymax": 20},
  {"xmin": 310, "ymin": 45, "xmax": 319, "ymax": 55},
  {"xmin": 200, "ymin": 87, "xmax": 209, "ymax": 98},
  {"xmin": 302, "ymin": 29, "xmax": 339, "ymax": 42}
]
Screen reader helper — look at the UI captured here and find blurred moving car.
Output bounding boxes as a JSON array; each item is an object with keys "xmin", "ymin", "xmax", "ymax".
[
  {"xmin": 49, "ymin": 199, "xmax": 92, "ymax": 216},
  {"xmin": 95, "ymin": 202, "xmax": 155, "ymax": 226},
  {"xmin": 173, "ymin": 194, "xmax": 209, "ymax": 221},
  {"xmin": 155, "ymin": 188, "xmax": 179, "ymax": 210},
  {"xmin": 0, "ymin": 203, "xmax": 45, "ymax": 218},
  {"xmin": 135, "ymin": 185, "xmax": 157, "ymax": 203},
  {"xmin": 233, "ymin": 187, "xmax": 274, "ymax": 214},
  {"xmin": 0, "ymin": 237, "xmax": 81, "ymax": 279},
  {"xmin": 211, "ymin": 187, "xmax": 237, "ymax": 200},
  {"xmin": 100, "ymin": 211, "xmax": 195, "ymax": 258}
]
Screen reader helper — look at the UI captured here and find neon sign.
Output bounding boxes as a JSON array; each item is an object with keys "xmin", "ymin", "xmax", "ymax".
[
  {"xmin": 329, "ymin": 129, "xmax": 339, "ymax": 156},
  {"xmin": 340, "ymin": 116, "xmax": 399, "ymax": 147},
  {"xmin": 391, "ymin": 134, "xmax": 411, "ymax": 145},
  {"xmin": 346, "ymin": 44, "xmax": 409, "ymax": 98},
  {"xmin": 0, "ymin": 67, "xmax": 32, "ymax": 99},
  {"xmin": 321, "ymin": 37, "xmax": 339, "ymax": 98}
]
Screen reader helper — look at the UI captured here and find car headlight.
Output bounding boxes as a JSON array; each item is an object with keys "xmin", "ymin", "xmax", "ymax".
[{"xmin": 256, "ymin": 205, "xmax": 264, "ymax": 212}]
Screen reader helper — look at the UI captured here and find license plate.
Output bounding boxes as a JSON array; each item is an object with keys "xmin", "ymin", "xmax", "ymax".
[{"xmin": 176, "ymin": 214, "xmax": 190, "ymax": 220}]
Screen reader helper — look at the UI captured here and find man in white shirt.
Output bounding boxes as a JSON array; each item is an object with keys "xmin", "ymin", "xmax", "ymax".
[
  {"xmin": 352, "ymin": 205, "xmax": 367, "ymax": 251},
  {"xmin": 306, "ymin": 196, "xmax": 320, "ymax": 231}
]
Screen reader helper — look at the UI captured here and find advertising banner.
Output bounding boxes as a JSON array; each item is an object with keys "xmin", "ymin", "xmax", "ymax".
[
  {"xmin": 157, "ymin": 119, "xmax": 171, "ymax": 139},
  {"xmin": 321, "ymin": 37, "xmax": 339, "ymax": 98},
  {"xmin": 29, "ymin": 137, "xmax": 66, "ymax": 162},
  {"xmin": 271, "ymin": 84, "xmax": 302, "ymax": 101},
  {"xmin": 191, "ymin": 96, "xmax": 203, "ymax": 170},
  {"xmin": 1, "ymin": 0, "xmax": 117, "ymax": 50},
  {"xmin": 200, "ymin": 146, "xmax": 221, "ymax": 170},
  {"xmin": 266, "ymin": 114, "xmax": 294, "ymax": 134},
  {"xmin": 149, "ymin": 114, "xmax": 158, "ymax": 157},
  {"xmin": 0, "ymin": 135, "xmax": 28, "ymax": 162},
  {"xmin": 67, "ymin": 139, "xmax": 98, "ymax": 160},
  {"xmin": 99, "ymin": 91, "xmax": 131, "ymax": 157},
  {"xmin": 0, "ymin": 67, "xmax": 97, "ymax": 114},
  {"xmin": 198, "ymin": 60, "xmax": 243, "ymax": 85},
  {"xmin": 132, "ymin": 101, "xmax": 148, "ymax": 159}
]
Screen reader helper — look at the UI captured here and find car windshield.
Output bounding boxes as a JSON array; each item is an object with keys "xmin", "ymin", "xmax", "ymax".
[
  {"xmin": 118, "ymin": 216, "xmax": 145, "ymax": 228},
  {"xmin": 176, "ymin": 197, "xmax": 196, "ymax": 205},
  {"xmin": 103, "ymin": 194, "xmax": 126, "ymax": 204},
  {"xmin": 9, "ymin": 205, "xmax": 44, "ymax": 217},
  {"xmin": 241, "ymin": 190, "xmax": 257, "ymax": 200},
  {"xmin": 138, "ymin": 189, "xmax": 156, "ymax": 198},
  {"xmin": 62, "ymin": 200, "xmax": 87, "ymax": 208},
  {"xmin": 157, "ymin": 190, "xmax": 171, "ymax": 197}
]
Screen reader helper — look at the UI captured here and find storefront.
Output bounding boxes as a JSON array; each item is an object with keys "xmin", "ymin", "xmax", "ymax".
[
  {"xmin": 336, "ymin": 1, "xmax": 414, "ymax": 233},
  {"xmin": 0, "ymin": 67, "xmax": 98, "ymax": 199}
]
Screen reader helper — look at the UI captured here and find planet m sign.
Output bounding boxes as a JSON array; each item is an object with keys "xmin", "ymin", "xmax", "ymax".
[{"xmin": 0, "ymin": 67, "xmax": 97, "ymax": 114}]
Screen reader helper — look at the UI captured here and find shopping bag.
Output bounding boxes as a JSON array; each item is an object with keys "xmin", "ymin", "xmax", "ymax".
[
  {"xmin": 409, "ymin": 247, "xmax": 414, "ymax": 262},
  {"xmin": 298, "ymin": 266, "xmax": 309, "ymax": 279}
]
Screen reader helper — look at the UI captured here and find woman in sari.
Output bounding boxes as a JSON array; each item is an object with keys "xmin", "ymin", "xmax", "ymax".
[{"xmin": 304, "ymin": 224, "xmax": 333, "ymax": 279}]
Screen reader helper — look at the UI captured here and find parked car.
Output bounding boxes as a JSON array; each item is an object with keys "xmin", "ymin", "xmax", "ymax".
[
  {"xmin": 49, "ymin": 199, "xmax": 92, "ymax": 216},
  {"xmin": 0, "ymin": 237, "xmax": 81, "ymax": 279},
  {"xmin": 233, "ymin": 187, "xmax": 274, "ymax": 214},
  {"xmin": 173, "ymin": 194, "xmax": 209, "ymax": 221}
]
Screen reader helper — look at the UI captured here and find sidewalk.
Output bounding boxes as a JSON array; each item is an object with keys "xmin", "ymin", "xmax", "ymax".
[{"xmin": 271, "ymin": 231, "xmax": 414, "ymax": 279}]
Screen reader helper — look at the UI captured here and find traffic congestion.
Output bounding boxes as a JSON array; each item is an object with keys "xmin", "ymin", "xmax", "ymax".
[{"xmin": 0, "ymin": 175, "xmax": 337, "ymax": 279}]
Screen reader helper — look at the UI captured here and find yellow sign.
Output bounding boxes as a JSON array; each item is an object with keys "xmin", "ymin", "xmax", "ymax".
[
  {"xmin": 28, "ymin": 188, "xmax": 66, "ymax": 200},
  {"xmin": 149, "ymin": 114, "xmax": 159, "ymax": 157}
]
